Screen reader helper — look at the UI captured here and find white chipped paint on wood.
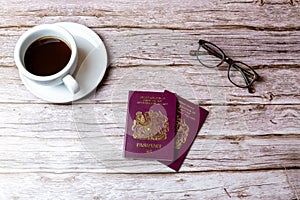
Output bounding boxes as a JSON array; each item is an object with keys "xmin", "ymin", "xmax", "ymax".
[{"xmin": 0, "ymin": 170, "xmax": 299, "ymax": 199}]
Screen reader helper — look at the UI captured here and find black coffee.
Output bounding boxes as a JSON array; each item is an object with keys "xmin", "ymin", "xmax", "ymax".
[{"xmin": 24, "ymin": 37, "xmax": 71, "ymax": 76}]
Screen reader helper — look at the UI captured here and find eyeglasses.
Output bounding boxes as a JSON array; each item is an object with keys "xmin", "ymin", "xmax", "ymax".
[{"xmin": 190, "ymin": 39, "xmax": 260, "ymax": 93}]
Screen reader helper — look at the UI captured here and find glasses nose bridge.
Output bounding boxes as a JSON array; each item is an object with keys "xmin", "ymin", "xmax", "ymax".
[{"xmin": 224, "ymin": 56, "xmax": 234, "ymax": 65}]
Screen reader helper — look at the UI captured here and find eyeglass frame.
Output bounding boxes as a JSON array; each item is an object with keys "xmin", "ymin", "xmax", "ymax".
[{"xmin": 191, "ymin": 39, "xmax": 260, "ymax": 93}]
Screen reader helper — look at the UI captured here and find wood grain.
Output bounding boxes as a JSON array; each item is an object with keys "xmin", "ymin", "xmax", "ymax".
[
  {"xmin": 0, "ymin": 103, "xmax": 298, "ymax": 172},
  {"xmin": 0, "ymin": 103, "xmax": 299, "ymax": 136},
  {"xmin": 0, "ymin": 134, "xmax": 298, "ymax": 172},
  {"xmin": 1, "ymin": 66, "xmax": 300, "ymax": 104},
  {"xmin": 0, "ymin": 170, "xmax": 299, "ymax": 199},
  {"xmin": 0, "ymin": 0, "xmax": 299, "ymax": 199},
  {"xmin": 2, "ymin": 25, "xmax": 300, "ymax": 66}
]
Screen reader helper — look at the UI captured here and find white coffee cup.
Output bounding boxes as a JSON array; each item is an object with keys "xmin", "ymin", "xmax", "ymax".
[{"xmin": 14, "ymin": 24, "xmax": 80, "ymax": 94}]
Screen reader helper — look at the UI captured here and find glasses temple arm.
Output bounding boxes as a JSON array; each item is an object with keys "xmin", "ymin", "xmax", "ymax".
[
  {"xmin": 189, "ymin": 50, "xmax": 206, "ymax": 56},
  {"xmin": 202, "ymin": 45, "xmax": 224, "ymax": 60}
]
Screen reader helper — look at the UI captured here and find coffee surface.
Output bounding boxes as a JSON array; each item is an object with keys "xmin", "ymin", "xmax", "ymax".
[{"xmin": 24, "ymin": 37, "xmax": 71, "ymax": 76}]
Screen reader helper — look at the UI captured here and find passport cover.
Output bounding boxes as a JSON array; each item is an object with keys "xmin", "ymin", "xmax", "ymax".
[
  {"xmin": 124, "ymin": 91, "xmax": 177, "ymax": 161},
  {"xmin": 161, "ymin": 91, "xmax": 209, "ymax": 171}
]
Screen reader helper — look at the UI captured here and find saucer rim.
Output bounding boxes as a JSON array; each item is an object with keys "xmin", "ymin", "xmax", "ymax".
[{"xmin": 19, "ymin": 22, "xmax": 108, "ymax": 103}]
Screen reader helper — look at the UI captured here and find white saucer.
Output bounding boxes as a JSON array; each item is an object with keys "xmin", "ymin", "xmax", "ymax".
[{"xmin": 19, "ymin": 22, "xmax": 108, "ymax": 103}]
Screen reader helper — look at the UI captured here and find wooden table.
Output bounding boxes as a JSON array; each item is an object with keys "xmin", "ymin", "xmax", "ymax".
[{"xmin": 0, "ymin": 0, "xmax": 299, "ymax": 199}]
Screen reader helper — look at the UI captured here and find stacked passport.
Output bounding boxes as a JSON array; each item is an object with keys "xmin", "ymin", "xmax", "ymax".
[{"xmin": 123, "ymin": 90, "xmax": 208, "ymax": 171}]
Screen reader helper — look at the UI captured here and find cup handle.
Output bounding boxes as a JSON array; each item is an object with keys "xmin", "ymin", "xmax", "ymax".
[{"xmin": 62, "ymin": 74, "xmax": 80, "ymax": 94}]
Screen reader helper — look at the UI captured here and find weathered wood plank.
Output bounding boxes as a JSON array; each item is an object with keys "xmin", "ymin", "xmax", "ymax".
[
  {"xmin": 2, "ymin": 27, "xmax": 300, "ymax": 67},
  {"xmin": 0, "ymin": 65, "xmax": 300, "ymax": 104},
  {"xmin": 0, "ymin": 103, "xmax": 299, "ymax": 137},
  {"xmin": 0, "ymin": 103, "xmax": 298, "ymax": 172},
  {"xmin": 0, "ymin": 134, "xmax": 298, "ymax": 172},
  {"xmin": 0, "ymin": 170, "xmax": 298, "ymax": 199},
  {"xmin": 0, "ymin": 0, "xmax": 299, "ymax": 29}
]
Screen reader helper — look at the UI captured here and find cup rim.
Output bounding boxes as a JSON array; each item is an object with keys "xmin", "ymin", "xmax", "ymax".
[{"xmin": 14, "ymin": 24, "xmax": 77, "ymax": 82}]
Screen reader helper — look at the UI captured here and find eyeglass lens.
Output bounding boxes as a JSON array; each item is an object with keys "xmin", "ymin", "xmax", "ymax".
[
  {"xmin": 228, "ymin": 62, "xmax": 256, "ymax": 88},
  {"xmin": 197, "ymin": 42, "xmax": 224, "ymax": 68}
]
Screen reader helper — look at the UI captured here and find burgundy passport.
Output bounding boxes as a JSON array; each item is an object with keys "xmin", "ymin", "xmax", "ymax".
[
  {"xmin": 161, "ymin": 90, "xmax": 209, "ymax": 171},
  {"xmin": 124, "ymin": 91, "xmax": 177, "ymax": 161}
]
